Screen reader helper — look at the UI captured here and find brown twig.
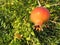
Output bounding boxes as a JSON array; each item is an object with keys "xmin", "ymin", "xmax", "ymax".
[
  {"xmin": 50, "ymin": 20, "xmax": 57, "ymax": 24},
  {"xmin": 50, "ymin": 3, "xmax": 60, "ymax": 6},
  {"xmin": 50, "ymin": 20, "xmax": 60, "ymax": 25},
  {"xmin": 44, "ymin": 2, "xmax": 60, "ymax": 7},
  {"xmin": 37, "ymin": 0, "xmax": 41, "ymax": 7}
]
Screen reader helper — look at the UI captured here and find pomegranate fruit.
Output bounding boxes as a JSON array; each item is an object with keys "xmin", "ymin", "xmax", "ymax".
[{"xmin": 30, "ymin": 7, "xmax": 50, "ymax": 31}]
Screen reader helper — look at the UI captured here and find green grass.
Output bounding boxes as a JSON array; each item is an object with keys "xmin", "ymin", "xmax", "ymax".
[{"xmin": 0, "ymin": 0, "xmax": 60, "ymax": 45}]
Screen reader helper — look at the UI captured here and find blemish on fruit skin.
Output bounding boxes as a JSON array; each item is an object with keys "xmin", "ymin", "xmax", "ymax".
[{"xmin": 30, "ymin": 7, "xmax": 50, "ymax": 31}]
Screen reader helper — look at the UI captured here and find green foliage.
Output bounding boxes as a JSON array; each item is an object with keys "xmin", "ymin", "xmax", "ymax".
[{"xmin": 0, "ymin": 0, "xmax": 60, "ymax": 45}]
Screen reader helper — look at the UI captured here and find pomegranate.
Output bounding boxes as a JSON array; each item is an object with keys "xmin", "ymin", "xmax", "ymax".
[{"xmin": 30, "ymin": 7, "xmax": 50, "ymax": 31}]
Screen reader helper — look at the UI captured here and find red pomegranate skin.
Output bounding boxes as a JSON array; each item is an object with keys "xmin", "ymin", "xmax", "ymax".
[{"xmin": 30, "ymin": 7, "xmax": 50, "ymax": 26}]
